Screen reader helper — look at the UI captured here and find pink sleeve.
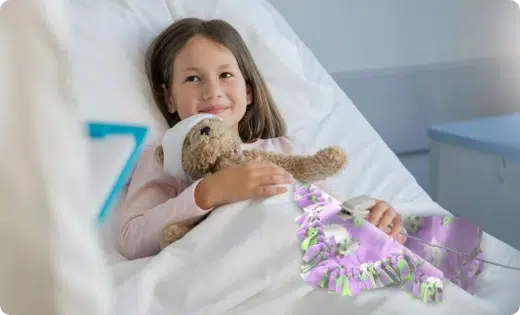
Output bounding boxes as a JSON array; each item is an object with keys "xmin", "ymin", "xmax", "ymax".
[
  {"xmin": 119, "ymin": 145, "xmax": 211, "ymax": 260},
  {"xmin": 271, "ymin": 136, "xmax": 306, "ymax": 155}
]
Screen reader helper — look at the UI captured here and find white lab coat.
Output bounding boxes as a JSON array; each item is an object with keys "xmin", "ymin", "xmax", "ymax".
[{"xmin": 0, "ymin": 0, "xmax": 113, "ymax": 314}]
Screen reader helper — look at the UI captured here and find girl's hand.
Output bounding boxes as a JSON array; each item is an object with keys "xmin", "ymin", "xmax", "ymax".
[
  {"xmin": 367, "ymin": 200, "xmax": 407, "ymax": 244},
  {"xmin": 195, "ymin": 158, "xmax": 293, "ymax": 209}
]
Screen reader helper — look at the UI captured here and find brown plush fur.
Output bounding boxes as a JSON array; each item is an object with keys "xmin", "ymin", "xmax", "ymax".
[{"xmin": 156, "ymin": 117, "xmax": 348, "ymax": 248}]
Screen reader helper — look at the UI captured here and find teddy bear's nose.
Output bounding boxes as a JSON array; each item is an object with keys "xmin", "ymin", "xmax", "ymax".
[{"xmin": 200, "ymin": 126, "xmax": 211, "ymax": 136}]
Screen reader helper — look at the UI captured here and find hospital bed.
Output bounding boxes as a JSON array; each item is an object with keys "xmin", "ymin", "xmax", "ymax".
[{"xmin": 2, "ymin": 0, "xmax": 519, "ymax": 314}]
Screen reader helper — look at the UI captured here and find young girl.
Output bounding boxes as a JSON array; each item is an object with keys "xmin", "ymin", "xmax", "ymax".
[{"xmin": 119, "ymin": 18, "xmax": 406, "ymax": 260}]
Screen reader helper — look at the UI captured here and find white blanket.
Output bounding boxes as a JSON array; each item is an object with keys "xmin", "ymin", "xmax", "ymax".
[{"xmin": 110, "ymin": 183, "xmax": 520, "ymax": 315}]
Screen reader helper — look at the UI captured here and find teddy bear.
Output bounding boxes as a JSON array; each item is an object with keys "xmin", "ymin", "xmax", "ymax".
[{"xmin": 155, "ymin": 114, "xmax": 348, "ymax": 248}]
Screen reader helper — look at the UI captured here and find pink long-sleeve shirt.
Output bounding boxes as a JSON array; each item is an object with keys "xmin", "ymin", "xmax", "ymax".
[{"xmin": 119, "ymin": 137, "xmax": 302, "ymax": 260}]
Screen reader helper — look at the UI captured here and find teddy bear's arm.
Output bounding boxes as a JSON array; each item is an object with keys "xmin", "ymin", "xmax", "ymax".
[{"xmin": 242, "ymin": 147, "xmax": 347, "ymax": 183}]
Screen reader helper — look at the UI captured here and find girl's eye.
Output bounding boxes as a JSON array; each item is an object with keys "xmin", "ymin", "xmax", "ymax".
[
  {"xmin": 220, "ymin": 72, "xmax": 233, "ymax": 79},
  {"xmin": 186, "ymin": 76, "xmax": 200, "ymax": 82}
]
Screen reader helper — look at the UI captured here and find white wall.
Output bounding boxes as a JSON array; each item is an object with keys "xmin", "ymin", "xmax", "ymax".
[
  {"xmin": 268, "ymin": 0, "xmax": 520, "ymax": 193},
  {"xmin": 269, "ymin": 0, "xmax": 520, "ymax": 73}
]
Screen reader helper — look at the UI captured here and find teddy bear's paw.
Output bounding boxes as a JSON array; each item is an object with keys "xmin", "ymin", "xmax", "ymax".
[
  {"xmin": 160, "ymin": 224, "xmax": 192, "ymax": 248},
  {"xmin": 155, "ymin": 145, "xmax": 164, "ymax": 165},
  {"xmin": 315, "ymin": 146, "xmax": 347, "ymax": 171}
]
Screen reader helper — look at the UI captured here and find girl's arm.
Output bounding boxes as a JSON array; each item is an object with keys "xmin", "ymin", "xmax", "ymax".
[{"xmin": 119, "ymin": 145, "xmax": 211, "ymax": 260}]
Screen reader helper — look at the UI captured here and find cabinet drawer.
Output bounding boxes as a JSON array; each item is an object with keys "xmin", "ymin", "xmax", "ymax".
[{"xmin": 430, "ymin": 140, "xmax": 520, "ymax": 250}]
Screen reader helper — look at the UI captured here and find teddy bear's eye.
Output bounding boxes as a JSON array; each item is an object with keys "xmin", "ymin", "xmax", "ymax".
[{"xmin": 200, "ymin": 126, "xmax": 211, "ymax": 136}]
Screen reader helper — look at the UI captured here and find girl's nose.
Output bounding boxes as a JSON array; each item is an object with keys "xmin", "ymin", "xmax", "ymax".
[{"xmin": 202, "ymin": 79, "xmax": 222, "ymax": 100}]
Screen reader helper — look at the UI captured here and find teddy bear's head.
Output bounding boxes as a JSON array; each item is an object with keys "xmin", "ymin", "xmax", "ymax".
[{"xmin": 182, "ymin": 117, "xmax": 242, "ymax": 179}]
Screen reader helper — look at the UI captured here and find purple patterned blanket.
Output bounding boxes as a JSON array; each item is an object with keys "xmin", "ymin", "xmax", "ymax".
[{"xmin": 294, "ymin": 184, "xmax": 484, "ymax": 303}]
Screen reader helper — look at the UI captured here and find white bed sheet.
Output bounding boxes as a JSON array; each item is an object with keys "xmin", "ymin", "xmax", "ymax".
[
  {"xmin": 66, "ymin": 0, "xmax": 520, "ymax": 314},
  {"xmin": 107, "ymin": 192, "xmax": 520, "ymax": 315}
]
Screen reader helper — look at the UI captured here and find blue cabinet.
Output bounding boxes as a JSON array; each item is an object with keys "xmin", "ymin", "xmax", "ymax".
[{"xmin": 428, "ymin": 114, "xmax": 520, "ymax": 250}]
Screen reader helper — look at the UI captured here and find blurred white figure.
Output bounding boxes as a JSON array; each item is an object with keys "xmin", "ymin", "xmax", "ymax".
[{"xmin": 0, "ymin": 0, "xmax": 113, "ymax": 315}]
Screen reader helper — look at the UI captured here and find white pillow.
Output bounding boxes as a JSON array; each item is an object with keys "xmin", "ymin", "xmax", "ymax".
[
  {"xmin": 68, "ymin": 1, "xmax": 171, "ymax": 143},
  {"xmin": 68, "ymin": 0, "xmax": 335, "ymax": 141}
]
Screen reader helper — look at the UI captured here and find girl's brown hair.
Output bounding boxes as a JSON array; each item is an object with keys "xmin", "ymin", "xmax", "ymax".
[{"xmin": 145, "ymin": 18, "xmax": 287, "ymax": 142}]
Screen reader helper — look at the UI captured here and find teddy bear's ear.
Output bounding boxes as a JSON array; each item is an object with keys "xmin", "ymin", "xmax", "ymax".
[{"xmin": 155, "ymin": 145, "xmax": 164, "ymax": 165}]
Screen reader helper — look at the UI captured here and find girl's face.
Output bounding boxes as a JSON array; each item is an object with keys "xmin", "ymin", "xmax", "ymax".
[{"xmin": 166, "ymin": 35, "xmax": 253, "ymax": 132}]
